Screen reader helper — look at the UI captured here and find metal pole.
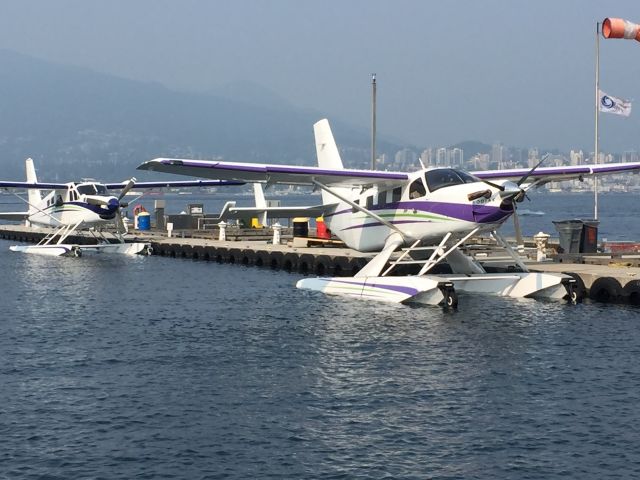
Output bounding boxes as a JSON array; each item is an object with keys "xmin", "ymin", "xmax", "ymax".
[
  {"xmin": 371, "ymin": 73, "xmax": 377, "ymax": 170},
  {"xmin": 594, "ymin": 22, "xmax": 600, "ymax": 220}
]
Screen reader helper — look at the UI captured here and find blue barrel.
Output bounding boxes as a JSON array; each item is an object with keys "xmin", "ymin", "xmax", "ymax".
[{"xmin": 137, "ymin": 212, "xmax": 151, "ymax": 231}]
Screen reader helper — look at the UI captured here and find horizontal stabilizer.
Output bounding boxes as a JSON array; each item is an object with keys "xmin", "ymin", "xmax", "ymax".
[
  {"xmin": 0, "ymin": 212, "xmax": 29, "ymax": 221},
  {"xmin": 220, "ymin": 204, "xmax": 331, "ymax": 221}
]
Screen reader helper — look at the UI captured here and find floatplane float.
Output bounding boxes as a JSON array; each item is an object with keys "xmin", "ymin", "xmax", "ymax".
[
  {"xmin": 138, "ymin": 119, "xmax": 640, "ymax": 307},
  {"xmin": 0, "ymin": 159, "xmax": 243, "ymax": 257}
]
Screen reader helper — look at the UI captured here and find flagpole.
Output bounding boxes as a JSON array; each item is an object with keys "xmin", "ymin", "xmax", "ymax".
[{"xmin": 594, "ymin": 21, "xmax": 600, "ymax": 220}]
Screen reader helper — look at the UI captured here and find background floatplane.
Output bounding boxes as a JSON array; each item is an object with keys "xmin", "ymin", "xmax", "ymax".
[{"xmin": 0, "ymin": 159, "xmax": 243, "ymax": 257}]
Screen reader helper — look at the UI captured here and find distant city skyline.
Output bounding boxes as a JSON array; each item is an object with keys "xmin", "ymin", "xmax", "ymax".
[{"xmin": 1, "ymin": 1, "xmax": 640, "ymax": 152}]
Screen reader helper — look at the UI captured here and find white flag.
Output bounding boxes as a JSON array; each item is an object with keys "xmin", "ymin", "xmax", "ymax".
[{"xmin": 599, "ymin": 90, "xmax": 632, "ymax": 116}]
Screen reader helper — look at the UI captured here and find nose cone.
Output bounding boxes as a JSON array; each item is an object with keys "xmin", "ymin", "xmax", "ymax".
[
  {"xmin": 498, "ymin": 181, "xmax": 522, "ymax": 199},
  {"xmin": 107, "ymin": 197, "xmax": 120, "ymax": 211}
]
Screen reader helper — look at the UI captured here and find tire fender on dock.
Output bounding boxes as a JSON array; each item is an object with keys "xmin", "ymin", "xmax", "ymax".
[
  {"xmin": 282, "ymin": 253, "xmax": 298, "ymax": 272},
  {"xmin": 589, "ymin": 276, "xmax": 624, "ymax": 303},
  {"xmin": 269, "ymin": 251, "xmax": 284, "ymax": 270},
  {"xmin": 314, "ymin": 255, "xmax": 331, "ymax": 276},
  {"xmin": 297, "ymin": 253, "xmax": 315, "ymax": 275},
  {"xmin": 623, "ymin": 280, "xmax": 640, "ymax": 305}
]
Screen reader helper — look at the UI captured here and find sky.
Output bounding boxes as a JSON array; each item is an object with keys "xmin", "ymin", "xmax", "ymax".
[{"xmin": 1, "ymin": 0, "xmax": 640, "ymax": 152}]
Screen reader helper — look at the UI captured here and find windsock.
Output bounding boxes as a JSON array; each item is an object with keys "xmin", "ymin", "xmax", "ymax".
[{"xmin": 602, "ymin": 17, "xmax": 640, "ymax": 42}]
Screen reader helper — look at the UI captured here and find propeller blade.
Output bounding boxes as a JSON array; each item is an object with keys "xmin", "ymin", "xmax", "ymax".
[
  {"xmin": 117, "ymin": 177, "xmax": 137, "ymax": 201},
  {"xmin": 480, "ymin": 178, "xmax": 505, "ymax": 191},
  {"xmin": 517, "ymin": 154, "xmax": 549, "ymax": 187},
  {"xmin": 115, "ymin": 210, "xmax": 128, "ymax": 235},
  {"xmin": 512, "ymin": 202, "xmax": 524, "ymax": 251}
]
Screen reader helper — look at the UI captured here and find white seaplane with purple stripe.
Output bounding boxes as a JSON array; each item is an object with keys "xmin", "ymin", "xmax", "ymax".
[
  {"xmin": 138, "ymin": 119, "xmax": 640, "ymax": 307},
  {"xmin": 0, "ymin": 159, "xmax": 243, "ymax": 256}
]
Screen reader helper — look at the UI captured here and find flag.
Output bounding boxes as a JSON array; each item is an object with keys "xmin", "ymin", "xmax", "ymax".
[{"xmin": 599, "ymin": 90, "xmax": 632, "ymax": 116}]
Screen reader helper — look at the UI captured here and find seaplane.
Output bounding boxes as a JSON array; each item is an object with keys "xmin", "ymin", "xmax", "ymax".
[
  {"xmin": 0, "ymin": 158, "xmax": 243, "ymax": 256},
  {"xmin": 138, "ymin": 119, "xmax": 640, "ymax": 307}
]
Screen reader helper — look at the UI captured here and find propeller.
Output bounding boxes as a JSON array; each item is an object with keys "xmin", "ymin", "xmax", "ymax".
[
  {"xmin": 84, "ymin": 178, "xmax": 136, "ymax": 235},
  {"xmin": 501, "ymin": 154, "xmax": 550, "ymax": 205},
  {"xmin": 114, "ymin": 178, "xmax": 136, "ymax": 235},
  {"xmin": 507, "ymin": 155, "xmax": 548, "ymax": 251},
  {"xmin": 118, "ymin": 177, "xmax": 136, "ymax": 204}
]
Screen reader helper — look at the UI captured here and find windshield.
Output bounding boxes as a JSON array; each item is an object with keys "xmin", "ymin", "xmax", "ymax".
[
  {"xmin": 425, "ymin": 169, "xmax": 480, "ymax": 192},
  {"xmin": 77, "ymin": 184, "xmax": 108, "ymax": 195}
]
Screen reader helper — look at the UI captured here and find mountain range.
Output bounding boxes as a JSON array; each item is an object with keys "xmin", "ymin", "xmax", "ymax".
[{"xmin": 0, "ymin": 50, "xmax": 410, "ymax": 181}]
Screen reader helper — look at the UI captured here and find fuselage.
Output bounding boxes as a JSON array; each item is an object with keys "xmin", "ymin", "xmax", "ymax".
[
  {"xmin": 324, "ymin": 168, "xmax": 515, "ymax": 252},
  {"xmin": 28, "ymin": 182, "xmax": 120, "ymax": 228}
]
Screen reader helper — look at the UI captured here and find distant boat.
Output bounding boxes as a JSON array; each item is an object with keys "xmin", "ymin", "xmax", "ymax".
[{"xmin": 518, "ymin": 209, "xmax": 545, "ymax": 216}]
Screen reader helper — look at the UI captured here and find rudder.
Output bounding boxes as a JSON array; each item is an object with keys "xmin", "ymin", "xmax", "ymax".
[
  {"xmin": 25, "ymin": 158, "xmax": 42, "ymax": 216},
  {"xmin": 313, "ymin": 119, "xmax": 348, "ymax": 205}
]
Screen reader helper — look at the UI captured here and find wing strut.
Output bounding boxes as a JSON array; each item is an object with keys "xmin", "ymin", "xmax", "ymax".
[{"xmin": 311, "ymin": 179, "xmax": 404, "ymax": 237}]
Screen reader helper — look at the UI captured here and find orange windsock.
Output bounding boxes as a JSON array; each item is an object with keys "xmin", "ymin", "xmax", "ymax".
[{"xmin": 603, "ymin": 17, "xmax": 640, "ymax": 42}]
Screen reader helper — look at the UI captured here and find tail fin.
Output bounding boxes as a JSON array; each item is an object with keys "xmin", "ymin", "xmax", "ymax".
[
  {"xmin": 253, "ymin": 183, "xmax": 268, "ymax": 227},
  {"xmin": 313, "ymin": 119, "xmax": 347, "ymax": 205},
  {"xmin": 314, "ymin": 119, "xmax": 344, "ymax": 170},
  {"xmin": 25, "ymin": 158, "xmax": 42, "ymax": 216}
]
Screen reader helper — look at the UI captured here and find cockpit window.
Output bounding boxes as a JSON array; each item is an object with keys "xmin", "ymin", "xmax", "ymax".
[
  {"xmin": 409, "ymin": 178, "xmax": 427, "ymax": 199},
  {"xmin": 77, "ymin": 184, "xmax": 108, "ymax": 195},
  {"xmin": 425, "ymin": 169, "xmax": 478, "ymax": 192},
  {"xmin": 77, "ymin": 185, "xmax": 95, "ymax": 195}
]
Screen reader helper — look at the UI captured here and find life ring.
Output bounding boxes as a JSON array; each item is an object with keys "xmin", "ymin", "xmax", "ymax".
[
  {"xmin": 589, "ymin": 276, "xmax": 623, "ymax": 303},
  {"xmin": 133, "ymin": 205, "xmax": 147, "ymax": 216}
]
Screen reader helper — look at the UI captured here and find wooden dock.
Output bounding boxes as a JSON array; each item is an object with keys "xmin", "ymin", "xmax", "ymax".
[{"xmin": 1, "ymin": 224, "xmax": 638, "ymax": 305}]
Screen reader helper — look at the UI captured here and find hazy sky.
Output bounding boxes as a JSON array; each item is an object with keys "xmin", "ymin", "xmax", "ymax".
[{"xmin": 1, "ymin": 0, "xmax": 640, "ymax": 152}]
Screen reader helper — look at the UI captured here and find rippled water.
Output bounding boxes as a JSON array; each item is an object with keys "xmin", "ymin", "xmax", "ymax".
[{"xmin": 1, "ymin": 240, "xmax": 640, "ymax": 479}]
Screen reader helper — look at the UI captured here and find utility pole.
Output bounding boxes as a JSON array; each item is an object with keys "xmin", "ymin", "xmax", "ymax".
[{"xmin": 371, "ymin": 73, "xmax": 377, "ymax": 170}]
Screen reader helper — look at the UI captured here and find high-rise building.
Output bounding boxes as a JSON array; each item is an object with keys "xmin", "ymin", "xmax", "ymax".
[
  {"xmin": 436, "ymin": 147, "xmax": 448, "ymax": 166},
  {"xmin": 491, "ymin": 142, "xmax": 505, "ymax": 168},
  {"xmin": 450, "ymin": 148, "xmax": 464, "ymax": 168},
  {"xmin": 420, "ymin": 148, "xmax": 434, "ymax": 167},
  {"xmin": 569, "ymin": 150, "xmax": 583, "ymax": 166},
  {"xmin": 395, "ymin": 148, "xmax": 417, "ymax": 167},
  {"xmin": 623, "ymin": 151, "xmax": 639, "ymax": 163}
]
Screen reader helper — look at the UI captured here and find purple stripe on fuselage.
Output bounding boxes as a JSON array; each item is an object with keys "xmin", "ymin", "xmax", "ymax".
[
  {"xmin": 325, "ymin": 201, "xmax": 511, "ymax": 224},
  {"xmin": 341, "ymin": 219, "xmax": 428, "ymax": 231},
  {"xmin": 66, "ymin": 202, "xmax": 117, "ymax": 219}
]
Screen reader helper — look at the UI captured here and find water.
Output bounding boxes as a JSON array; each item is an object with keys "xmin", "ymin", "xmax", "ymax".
[{"xmin": 1, "ymin": 240, "xmax": 640, "ymax": 479}]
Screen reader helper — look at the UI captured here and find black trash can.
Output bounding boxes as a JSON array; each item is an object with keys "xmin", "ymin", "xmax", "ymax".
[
  {"xmin": 293, "ymin": 217, "xmax": 309, "ymax": 237},
  {"xmin": 552, "ymin": 219, "xmax": 599, "ymax": 254}
]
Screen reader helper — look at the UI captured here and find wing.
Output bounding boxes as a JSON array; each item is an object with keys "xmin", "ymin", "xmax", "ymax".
[
  {"xmin": 0, "ymin": 181, "xmax": 68, "ymax": 190},
  {"xmin": 104, "ymin": 179, "xmax": 245, "ymax": 189},
  {"xmin": 138, "ymin": 158, "xmax": 409, "ymax": 188},
  {"xmin": 472, "ymin": 162, "xmax": 640, "ymax": 184}
]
